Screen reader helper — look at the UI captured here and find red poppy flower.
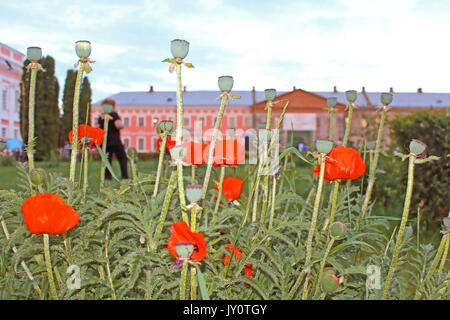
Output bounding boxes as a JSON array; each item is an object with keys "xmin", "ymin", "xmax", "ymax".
[
  {"xmin": 244, "ymin": 264, "xmax": 253, "ymax": 277},
  {"xmin": 313, "ymin": 146, "xmax": 366, "ymax": 181},
  {"xmin": 224, "ymin": 244, "xmax": 242, "ymax": 265},
  {"xmin": 156, "ymin": 136, "xmax": 176, "ymax": 154},
  {"xmin": 68, "ymin": 124, "xmax": 105, "ymax": 150},
  {"xmin": 21, "ymin": 193, "xmax": 80, "ymax": 235},
  {"xmin": 166, "ymin": 221, "xmax": 206, "ymax": 262},
  {"xmin": 183, "ymin": 141, "xmax": 208, "ymax": 165},
  {"xmin": 214, "ymin": 177, "xmax": 244, "ymax": 202},
  {"xmin": 204, "ymin": 139, "xmax": 245, "ymax": 167}
]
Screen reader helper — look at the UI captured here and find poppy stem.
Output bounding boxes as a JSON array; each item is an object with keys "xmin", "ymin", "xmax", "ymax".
[
  {"xmin": 381, "ymin": 154, "xmax": 416, "ymax": 300},
  {"xmin": 302, "ymin": 153, "xmax": 326, "ymax": 299},
  {"xmin": 342, "ymin": 102, "xmax": 355, "ymax": 148},
  {"xmin": 201, "ymin": 94, "xmax": 228, "ymax": 203},
  {"xmin": 414, "ymin": 232, "xmax": 448, "ymax": 300},
  {"xmin": 82, "ymin": 147, "xmax": 88, "ymax": 199},
  {"xmin": 190, "ymin": 266, "xmax": 197, "ymax": 300},
  {"xmin": 105, "ymin": 223, "xmax": 117, "ymax": 300},
  {"xmin": 27, "ymin": 67, "xmax": 38, "ymax": 171},
  {"xmin": 438, "ymin": 233, "xmax": 449, "ymax": 277},
  {"xmin": 214, "ymin": 166, "xmax": 226, "ymax": 215},
  {"xmin": 190, "ymin": 205, "xmax": 197, "ymax": 232},
  {"xmin": 313, "ymin": 237, "xmax": 335, "ymax": 298},
  {"xmin": 153, "ymin": 134, "xmax": 167, "ymax": 198},
  {"xmin": 152, "ymin": 171, "xmax": 177, "ymax": 252},
  {"xmin": 99, "ymin": 113, "xmax": 110, "ymax": 189},
  {"xmin": 268, "ymin": 175, "xmax": 277, "ymax": 230},
  {"xmin": 180, "ymin": 259, "xmax": 188, "ymax": 300},
  {"xmin": 329, "ymin": 108, "xmax": 335, "ymax": 141},
  {"xmin": 359, "ymin": 107, "xmax": 388, "ymax": 228},
  {"xmin": 191, "ymin": 165, "xmax": 196, "ymax": 181},
  {"xmin": 69, "ymin": 63, "xmax": 84, "ymax": 184},
  {"xmin": 43, "ymin": 234, "xmax": 58, "ymax": 300}
]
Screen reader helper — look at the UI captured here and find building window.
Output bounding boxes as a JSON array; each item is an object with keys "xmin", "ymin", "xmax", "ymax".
[
  {"xmin": 138, "ymin": 117, "xmax": 144, "ymax": 127},
  {"xmin": 1, "ymin": 87, "xmax": 7, "ymax": 110},
  {"xmin": 15, "ymin": 90, "xmax": 19, "ymax": 112},
  {"xmin": 184, "ymin": 117, "xmax": 190, "ymax": 128},
  {"xmin": 1, "ymin": 127, "xmax": 6, "ymax": 137},
  {"xmin": 123, "ymin": 117, "xmax": 129, "ymax": 127},
  {"xmin": 138, "ymin": 138, "xmax": 145, "ymax": 151},
  {"xmin": 198, "ymin": 117, "xmax": 204, "ymax": 127},
  {"xmin": 14, "ymin": 129, "xmax": 18, "ymax": 139},
  {"xmin": 153, "ymin": 117, "xmax": 159, "ymax": 126},
  {"xmin": 123, "ymin": 138, "xmax": 129, "ymax": 149},
  {"xmin": 228, "ymin": 117, "xmax": 235, "ymax": 127},
  {"xmin": 244, "ymin": 116, "xmax": 251, "ymax": 127}
]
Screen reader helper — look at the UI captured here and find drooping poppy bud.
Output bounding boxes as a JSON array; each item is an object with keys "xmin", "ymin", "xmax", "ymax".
[
  {"xmin": 30, "ymin": 168, "xmax": 47, "ymax": 186},
  {"xmin": 321, "ymin": 273, "xmax": 340, "ymax": 293},
  {"xmin": 329, "ymin": 221, "xmax": 347, "ymax": 238}
]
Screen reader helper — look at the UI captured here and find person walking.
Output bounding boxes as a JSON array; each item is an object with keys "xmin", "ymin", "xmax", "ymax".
[{"xmin": 97, "ymin": 98, "xmax": 129, "ymax": 180}]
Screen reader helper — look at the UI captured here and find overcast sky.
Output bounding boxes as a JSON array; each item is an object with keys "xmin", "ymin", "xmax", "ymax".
[{"xmin": 2, "ymin": 0, "xmax": 450, "ymax": 103}]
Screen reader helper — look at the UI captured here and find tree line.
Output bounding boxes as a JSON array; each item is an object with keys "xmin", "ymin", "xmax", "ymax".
[{"xmin": 19, "ymin": 55, "xmax": 91, "ymax": 161}]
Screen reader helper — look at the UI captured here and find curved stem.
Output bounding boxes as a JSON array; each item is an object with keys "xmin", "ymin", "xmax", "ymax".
[
  {"xmin": 313, "ymin": 237, "xmax": 335, "ymax": 297},
  {"xmin": 381, "ymin": 154, "xmax": 415, "ymax": 300},
  {"xmin": 43, "ymin": 234, "xmax": 58, "ymax": 300},
  {"xmin": 153, "ymin": 135, "xmax": 167, "ymax": 198}
]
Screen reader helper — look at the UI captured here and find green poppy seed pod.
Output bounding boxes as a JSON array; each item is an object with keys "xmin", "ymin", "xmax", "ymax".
[
  {"xmin": 409, "ymin": 139, "xmax": 427, "ymax": 156},
  {"xmin": 345, "ymin": 90, "xmax": 357, "ymax": 103},
  {"xmin": 27, "ymin": 47, "xmax": 42, "ymax": 61},
  {"xmin": 185, "ymin": 185, "xmax": 203, "ymax": 203},
  {"xmin": 0, "ymin": 141, "xmax": 6, "ymax": 152},
  {"xmin": 380, "ymin": 92, "xmax": 393, "ymax": 105},
  {"xmin": 75, "ymin": 40, "xmax": 92, "ymax": 58},
  {"xmin": 30, "ymin": 168, "xmax": 47, "ymax": 186},
  {"xmin": 366, "ymin": 141, "xmax": 376, "ymax": 150},
  {"xmin": 264, "ymin": 88, "xmax": 277, "ymax": 101},
  {"xmin": 315, "ymin": 140, "xmax": 333, "ymax": 154},
  {"xmin": 218, "ymin": 76, "xmax": 234, "ymax": 92},
  {"xmin": 330, "ymin": 221, "xmax": 347, "ymax": 238},
  {"xmin": 157, "ymin": 120, "xmax": 174, "ymax": 134},
  {"xmin": 170, "ymin": 145, "xmax": 187, "ymax": 161},
  {"xmin": 170, "ymin": 39, "xmax": 190, "ymax": 59},
  {"xmin": 175, "ymin": 242, "xmax": 194, "ymax": 259},
  {"xmin": 327, "ymin": 97, "xmax": 337, "ymax": 108},
  {"xmin": 101, "ymin": 103, "xmax": 113, "ymax": 114},
  {"xmin": 321, "ymin": 274, "xmax": 339, "ymax": 293},
  {"xmin": 127, "ymin": 147, "xmax": 137, "ymax": 159}
]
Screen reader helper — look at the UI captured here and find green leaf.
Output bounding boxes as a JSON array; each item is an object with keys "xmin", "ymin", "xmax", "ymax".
[
  {"xmin": 196, "ymin": 266, "xmax": 210, "ymax": 300},
  {"xmin": 162, "ymin": 58, "xmax": 174, "ymax": 63},
  {"xmin": 95, "ymin": 142, "xmax": 120, "ymax": 182}
]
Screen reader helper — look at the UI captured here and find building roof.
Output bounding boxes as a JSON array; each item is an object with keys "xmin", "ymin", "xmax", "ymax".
[{"xmin": 94, "ymin": 90, "xmax": 450, "ymax": 108}]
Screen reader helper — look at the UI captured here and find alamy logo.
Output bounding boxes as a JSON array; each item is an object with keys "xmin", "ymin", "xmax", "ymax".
[
  {"xmin": 66, "ymin": 265, "xmax": 81, "ymax": 290},
  {"xmin": 366, "ymin": 265, "xmax": 381, "ymax": 290}
]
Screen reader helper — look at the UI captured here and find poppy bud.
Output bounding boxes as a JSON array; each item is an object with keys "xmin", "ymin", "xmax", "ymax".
[
  {"xmin": 366, "ymin": 140, "xmax": 376, "ymax": 150},
  {"xmin": 175, "ymin": 242, "xmax": 195, "ymax": 259},
  {"xmin": 27, "ymin": 46, "xmax": 42, "ymax": 61},
  {"xmin": 0, "ymin": 141, "xmax": 6, "ymax": 152},
  {"xmin": 30, "ymin": 168, "xmax": 47, "ymax": 186},
  {"xmin": 218, "ymin": 76, "xmax": 234, "ymax": 92},
  {"xmin": 327, "ymin": 97, "xmax": 337, "ymax": 108},
  {"xmin": 127, "ymin": 147, "xmax": 137, "ymax": 159},
  {"xmin": 315, "ymin": 140, "xmax": 333, "ymax": 154},
  {"xmin": 101, "ymin": 103, "xmax": 113, "ymax": 114},
  {"xmin": 345, "ymin": 90, "xmax": 357, "ymax": 103},
  {"xmin": 330, "ymin": 221, "xmax": 347, "ymax": 238},
  {"xmin": 409, "ymin": 139, "xmax": 427, "ymax": 156},
  {"xmin": 170, "ymin": 39, "xmax": 190, "ymax": 59},
  {"xmin": 75, "ymin": 40, "xmax": 92, "ymax": 58},
  {"xmin": 321, "ymin": 274, "xmax": 340, "ymax": 293},
  {"xmin": 170, "ymin": 144, "xmax": 187, "ymax": 161},
  {"xmin": 323, "ymin": 268, "xmax": 336, "ymax": 277},
  {"xmin": 264, "ymin": 88, "xmax": 277, "ymax": 101},
  {"xmin": 380, "ymin": 92, "xmax": 393, "ymax": 105},
  {"xmin": 185, "ymin": 185, "xmax": 203, "ymax": 203}
]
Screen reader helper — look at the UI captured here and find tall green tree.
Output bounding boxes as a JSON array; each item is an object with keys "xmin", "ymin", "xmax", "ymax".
[
  {"xmin": 61, "ymin": 70, "xmax": 91, "ymax": 146},
  {"xmin": 20, "ymin": 55, "xmax": 60, "ymax": 161}
]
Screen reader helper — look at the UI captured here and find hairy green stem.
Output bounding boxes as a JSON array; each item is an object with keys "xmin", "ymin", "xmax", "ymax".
[
  {"xmin": 381, "ymin": 154, "xmax": 416, "ymax": 300},
  {"xmin": 27, "ymin": 68, "xmax": 38, "ymax": 171},
  {"xmin": 82, "ymin": 148, "xmax": 88, "ymax": 199},
  {"xmin": 153, "ymin": 135, "xmax": 167, "ymax": 198},
  {"xmin": 268, "ymin": 175, "xmax": 277, "ymax": 230},
  {"xmin": 180, "ymin": 259, "xmax": 188, "ymax": 300},
  {"xmin": 43, "ymin": 234, "xmax": 58, "ymax": 300},
  {"xmin": 190, "ymin": 266, "xmax": 197, "ymax": 300},
  {"xmin": 313, "ymin": 237, "xmax": 335, "ymax": 297},
  {"xmin": 342, "ymin": 102, "xmax": 355, "ymax": 148},
  {"xmin": 438, "ymin": 233, "xmax": 449, "ymax": 276},
  {"xmin": 202, "ymin": 94, "xmax": 228, "ymax": 202},
  {"xmin": 99, "ymin": 114, "xmax": 109, "ymax": 189},
  {"xmin": 69, "ymin": 63, "xmax": 84, "ymax": 184},
  {"xmin": 214, "ymin": 166, "xmax": 226, "ymax": 215}
]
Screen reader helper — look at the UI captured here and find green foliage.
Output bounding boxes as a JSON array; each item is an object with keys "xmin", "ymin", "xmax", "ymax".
[
  {"xmin": 375, "ymin": 110, "xmax": 449, "ymax": 228},
  {"xmin": 20, "ymin": 56, "xmax": 60, "ymax": 161}
]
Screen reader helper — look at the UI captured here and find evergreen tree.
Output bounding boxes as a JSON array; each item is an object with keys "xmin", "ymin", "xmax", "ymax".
[
  {"xmin": 20, "ymin": 55, "xmax": 60, "ymax": 161},
  {"xmin": 60, "ymin": 70, "xmax": 91, "ymax": 146}
]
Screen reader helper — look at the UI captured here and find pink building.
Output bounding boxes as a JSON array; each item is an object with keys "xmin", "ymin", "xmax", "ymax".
[
  {"xmin": 91, "ymin": 86, "xmax": 260, "ymax": 152},
  {"xmin": 0, "ymin": 43, "xmax": 24, "ymax": 141}
]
